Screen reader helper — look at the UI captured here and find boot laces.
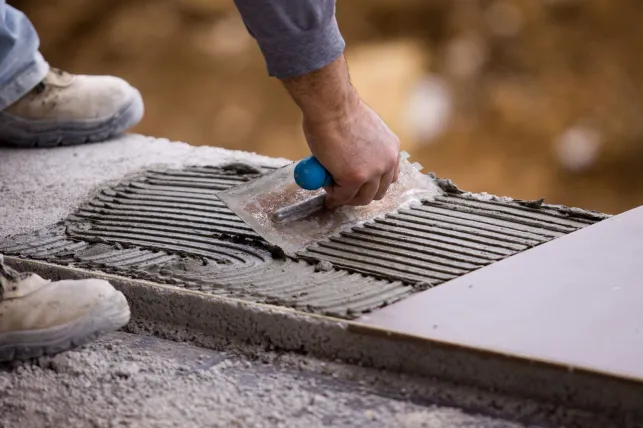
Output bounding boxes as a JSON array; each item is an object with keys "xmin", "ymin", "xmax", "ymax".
[
  {"xmin": 0, "ymin": 256, "xmax": 30, "ymax": 300},
  {"xmin": 34, "ymin": 68, "xmax": 69, "ymax": 95}
]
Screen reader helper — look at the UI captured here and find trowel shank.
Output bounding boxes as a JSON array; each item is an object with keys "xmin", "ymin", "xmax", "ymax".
[{"xmin": 272, "ymin": 193, "xmax": 326, "ymax": 224}]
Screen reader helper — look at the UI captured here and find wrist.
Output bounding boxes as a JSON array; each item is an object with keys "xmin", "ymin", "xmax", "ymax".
[{"xmin": 282, "ymin": 55, "xmax": 361, "ymax": 125}]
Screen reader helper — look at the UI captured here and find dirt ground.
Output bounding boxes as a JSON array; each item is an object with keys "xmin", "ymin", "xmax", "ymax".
[{"xmin": 11, "ymin": 0, "xmax": 643, "ymax": 214}]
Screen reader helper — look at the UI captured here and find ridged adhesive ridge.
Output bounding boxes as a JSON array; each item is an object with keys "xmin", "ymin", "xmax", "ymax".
[{"xmin": 0, "ymin": 165, "xmax": 605, "ymax": 319}]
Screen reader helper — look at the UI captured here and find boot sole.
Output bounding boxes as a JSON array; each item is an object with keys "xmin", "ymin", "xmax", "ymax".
[
  {"xmin": 0, "ymin": 289, "xmax": 131, "ymax": 362},
  {"xmin": 0, "ymin": 89, "xmax": 144, "ymax": 148}
]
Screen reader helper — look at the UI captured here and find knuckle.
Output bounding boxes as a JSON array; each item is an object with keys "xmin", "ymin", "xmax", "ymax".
[
  {"xmin": 347, "ymin": 171, "xmax": 369, "ymax": 184},
  {"xmin": 385, "ymin": 152, "xmax": 398, "ymax": 169}
]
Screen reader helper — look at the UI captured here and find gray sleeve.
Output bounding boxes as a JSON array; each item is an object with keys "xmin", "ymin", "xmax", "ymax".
[{"xmin": 232, "ymin": 0, "xmax": 346, "ymax": 79}]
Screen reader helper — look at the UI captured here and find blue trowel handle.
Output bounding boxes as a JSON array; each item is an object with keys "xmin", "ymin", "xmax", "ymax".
[{"xmin": 294, "ymin": 156, "xmax": 334, "ymax": 190}]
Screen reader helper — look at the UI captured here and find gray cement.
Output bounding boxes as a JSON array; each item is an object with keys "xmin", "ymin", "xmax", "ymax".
[
  {"xmin": 0, "ymin": 331, "xmax": 533, "ymax": 428},
  {"xmin": 6, "ymin": 257, "xmax": 633, "ymax": 428},
  {"xmin": 1, "ymin": 140, "xmax": 603, "ymax": 318},
  {"xmin": 0, "ymin": 135, "xmax": 289, "ymax": 240},
  {"xmin": 0, "ymin": 136, "xmax": 634, "ymax": 427},
  {"xmin": 297, "ymin": 192, "xmax": 600, "ymax": 284}
]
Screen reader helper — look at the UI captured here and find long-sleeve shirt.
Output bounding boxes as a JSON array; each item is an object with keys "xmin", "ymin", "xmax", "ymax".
[{"xmin": 232, "ymin": 0, "xmax": 345, "ymax": 79}]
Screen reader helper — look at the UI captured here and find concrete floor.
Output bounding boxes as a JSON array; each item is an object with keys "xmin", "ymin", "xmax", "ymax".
[
  {"xmin": 1, "ymin": 135, "xmax": 638, "ymax": 427},
  {"xmin": 0, "ymin": 332, "xmax": 530, "ymax": 428},
  {"xmin": 0, "ymin": 136, "xmax": 529, "ymax": 428}
]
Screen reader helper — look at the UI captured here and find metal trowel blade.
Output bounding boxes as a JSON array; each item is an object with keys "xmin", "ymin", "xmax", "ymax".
[{"xmin": 217, "ymin": 152, "xmax": 440, "ymax": 255}]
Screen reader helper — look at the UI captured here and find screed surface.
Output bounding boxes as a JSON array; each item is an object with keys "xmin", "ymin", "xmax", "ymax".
[
  {"xmin": 0, "ymin": 332, "xmax": 530, "ymax": 428},
  {"xmin": 359, "ymin": 206, "xmax": 643, "ymax": 381},
  {"xmin": 1, "ymin": 161, "xmax": 602, "ymax": 318}
]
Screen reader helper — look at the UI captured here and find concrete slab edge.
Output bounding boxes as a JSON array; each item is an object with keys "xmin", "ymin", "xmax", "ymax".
[{"xmin": 5, "ymin": 256, "xmax": 641, "ymax": 427}]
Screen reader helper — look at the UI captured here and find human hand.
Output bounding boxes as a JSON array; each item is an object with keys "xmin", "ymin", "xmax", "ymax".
[
  {"xmin": 302, "ymin": 97, "xmax": 400, "ymax": 208},
  {"xmin": 282, "ymin": 54, "xmax": 400, "ymax": 208}
]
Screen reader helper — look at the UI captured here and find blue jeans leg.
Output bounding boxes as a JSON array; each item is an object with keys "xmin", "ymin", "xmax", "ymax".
[{"xmin": 0, "ymin": 1, "xmax": 48, "ymax": 110}]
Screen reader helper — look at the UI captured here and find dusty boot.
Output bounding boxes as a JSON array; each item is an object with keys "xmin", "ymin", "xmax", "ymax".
[
  {"xmin": 0, "ymin": 67, "xmax": 144, "ymax": 147},
  {"xmin": 0, "ymin": 257, "xmax": 130, "ymax": 362}
]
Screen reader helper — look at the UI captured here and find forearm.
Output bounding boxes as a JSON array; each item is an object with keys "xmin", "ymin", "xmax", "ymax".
[
  {"xmin": 232, "ymin": 0, "xmax": 346, "ymax": 79},
  {"xmin": 233, "ymin": 1, "xmax": 399, "ymax": 208},
  {"xmin": 281, "ymin": 54, "xmax": 359, "ymax": 123}
]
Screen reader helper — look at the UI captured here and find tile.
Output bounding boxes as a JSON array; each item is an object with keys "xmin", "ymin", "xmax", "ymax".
[{"xmin": 359, "ymin": 206, "xmax": 643, "ymax": 381}]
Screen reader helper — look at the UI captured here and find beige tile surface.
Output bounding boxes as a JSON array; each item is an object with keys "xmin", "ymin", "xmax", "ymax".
[{"xmin": 359, "ymin": 206, "xmax": 643, "ymax": 381}]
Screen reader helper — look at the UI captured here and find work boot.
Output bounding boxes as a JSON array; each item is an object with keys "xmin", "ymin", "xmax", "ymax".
[
  {"xmin": 0, "ymin": 67, "xmax": 144, "ymax": 147},
  {"xmin": 0, "ymin": 256, "xmax": 130, "ymax": 362}
]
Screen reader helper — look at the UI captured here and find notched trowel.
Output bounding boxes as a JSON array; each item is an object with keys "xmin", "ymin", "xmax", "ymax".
[{"xmin": 217, "ymin": 151, "xmax": 439, "ymax": 255}]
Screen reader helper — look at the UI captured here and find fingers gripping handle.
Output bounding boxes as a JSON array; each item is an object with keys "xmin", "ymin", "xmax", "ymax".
[
  {"xmin": 273, "ymin": 156, "xmax": 332, "ymax": 224},
  {"xmin": 294, "ymin": 156, "xmax": 334, "ymax": 190}
]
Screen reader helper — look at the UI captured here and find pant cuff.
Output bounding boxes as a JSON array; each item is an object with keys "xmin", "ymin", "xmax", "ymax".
[{"xmin": 0, "ymin": 51, "xmax": 49, "ymax": 111}]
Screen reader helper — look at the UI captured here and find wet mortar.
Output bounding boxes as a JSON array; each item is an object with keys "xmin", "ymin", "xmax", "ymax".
[{"xmin": 0, "ymin": 163, "xmax": 608, "ymax": 319}]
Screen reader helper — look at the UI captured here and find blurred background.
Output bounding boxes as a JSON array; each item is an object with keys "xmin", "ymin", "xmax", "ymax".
[{"xmin": 12, "ymin": 0, "xmax": 643, "ymax": 214}]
